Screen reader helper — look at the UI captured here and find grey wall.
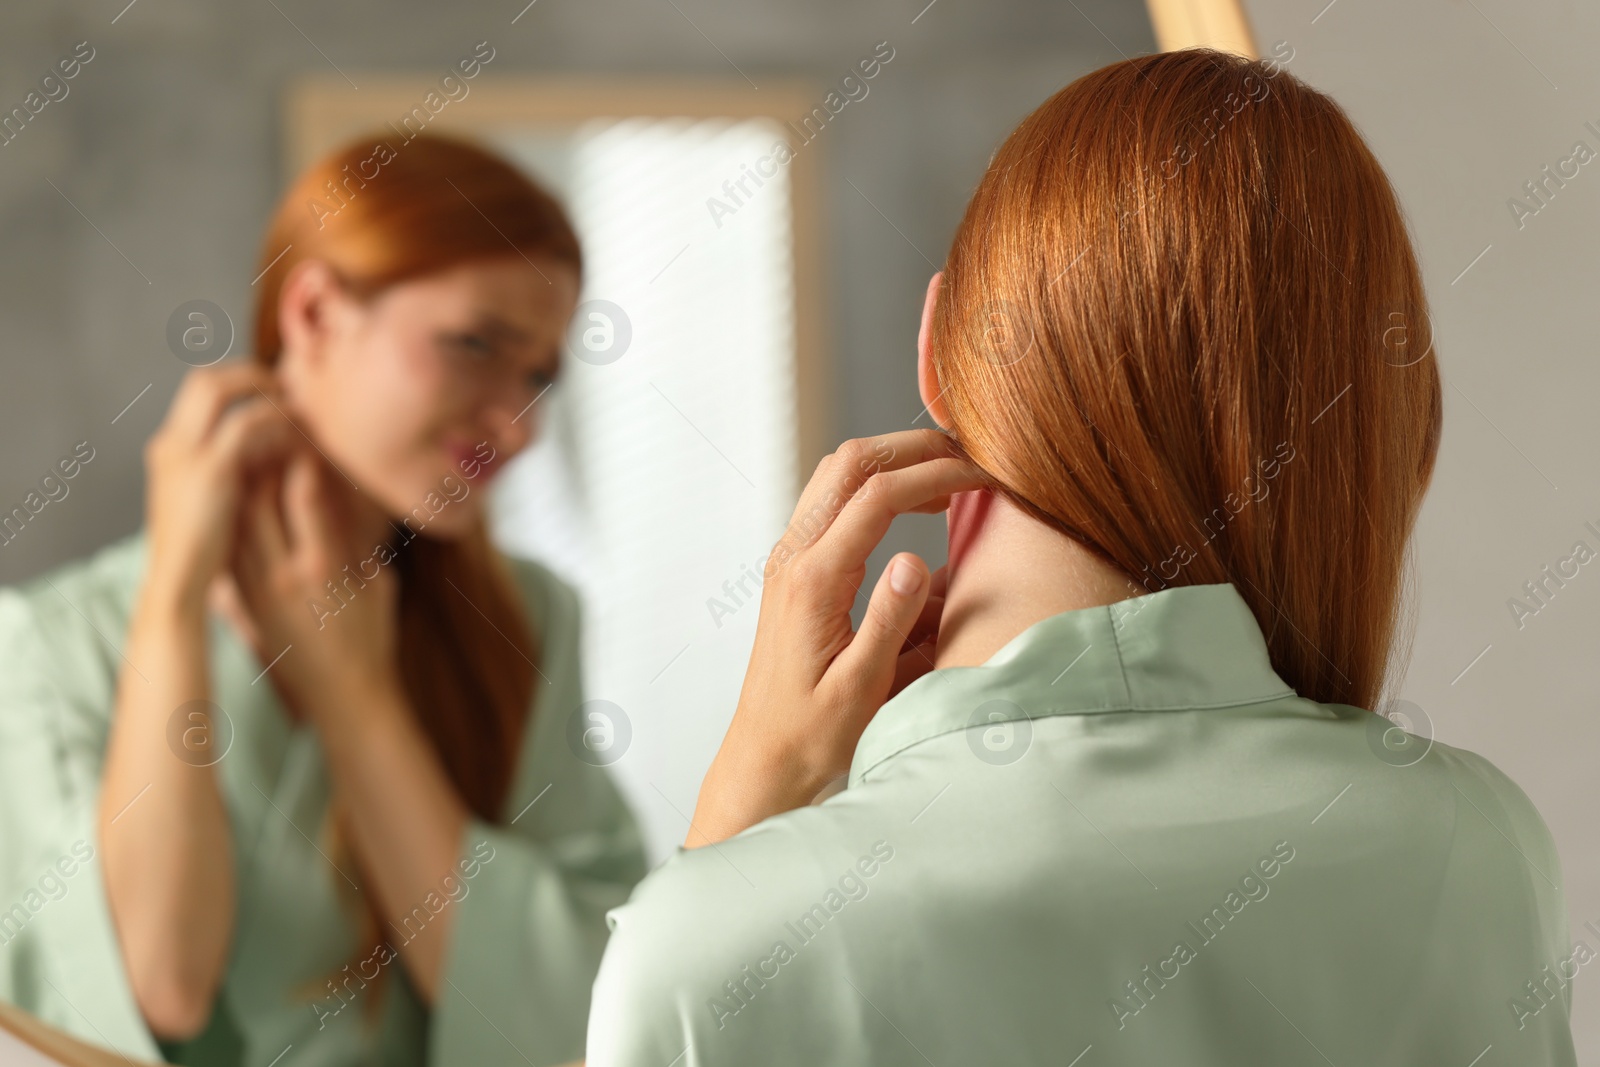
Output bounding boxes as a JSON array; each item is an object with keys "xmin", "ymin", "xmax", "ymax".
[{"xmin": 1241, "ymin": 0, "xmax": 1600, "ymax": 1054}]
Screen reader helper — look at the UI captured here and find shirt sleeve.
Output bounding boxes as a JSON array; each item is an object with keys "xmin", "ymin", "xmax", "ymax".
[
  {"xmin": 429, "ymin": 559, "xmax": 651, "ymax": 1066},
  {"xmin": 586, "ymin": 873, "xmax": 705, "ymax": 1067},
  {"xmin": 0, "ymin": 577, "xmax": 166, "ymax": 1063},
  {"xmin": 585, "ymin": 824, "xmax": 858, "ymax": 1067},
  {"xmin": 1444, "ymin": 745, "xmax": 1576, "ymax": 1017}
]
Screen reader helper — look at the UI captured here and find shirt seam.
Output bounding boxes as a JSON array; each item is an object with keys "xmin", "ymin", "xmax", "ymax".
[
  {"xmin": 1104, "ymin": 601, "xmax": 1133, "ymax": 707},
  {"xmin": 852, "ymin": 686, "xmax": 1299, "ymax": 786}
]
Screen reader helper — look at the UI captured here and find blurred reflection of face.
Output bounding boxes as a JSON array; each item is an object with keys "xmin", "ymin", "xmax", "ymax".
[{"xmin": 278, "ymin": 254, "xmax": 579, "ymax": 539}]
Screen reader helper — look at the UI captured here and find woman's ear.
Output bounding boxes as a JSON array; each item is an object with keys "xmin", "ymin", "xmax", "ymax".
[
  {"xmin": 276, "ymin": 258, "xmax": 347, "ymax": 376},
  {"xmin": 917, "ymin": 271, "xmax": 952, "ymax": 429}
]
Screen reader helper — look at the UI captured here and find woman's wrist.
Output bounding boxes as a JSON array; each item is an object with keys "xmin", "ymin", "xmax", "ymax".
[
  {"xmin": 302, "ymin": 664, "xmax": 408, "ymax": 744},
  {"xmin": 139, "ymin": 559, "xmax": 214, "ymax": 626},
  {"xmin": 688, "ymin": 733, "xmax": 830, "ymax": 848}
]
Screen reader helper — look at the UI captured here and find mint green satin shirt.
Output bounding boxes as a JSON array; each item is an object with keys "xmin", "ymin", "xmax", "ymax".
[
  {"xmin": 588, "ymin": 581, "xmax": 1577, "ymax": 1066},
  {"xmin": 0, "ymin": 533, "xmax": 647, "ymax": 1066}
]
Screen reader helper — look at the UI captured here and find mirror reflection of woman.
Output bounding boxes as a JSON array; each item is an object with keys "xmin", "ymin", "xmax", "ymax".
[{"xmin": 0, "ymin": 134, "xmax": 648, "ymax": 1065}]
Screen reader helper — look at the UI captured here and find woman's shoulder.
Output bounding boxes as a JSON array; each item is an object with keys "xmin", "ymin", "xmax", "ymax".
[
  {"xmin": 1426, "ymin": 736, "xmax": 1563, "ymax": 867},
  {"xmin": 1413, "ymin": 733, "xmax": 1570, "ymax": 949},
  {"xmin": 591, "ymin": 803, "xmax": 898, "ymax": 1058},
  {"xmin": 1438, "ymin": 740, "xmax": 1575, "ymax": 1007},
  {"xmin": 0, "ymin": 531, "xmax": 146, "ymax": 649},
  {"xmin": 0, "ymin": 531, "xmax": 146, "ymax": 715},
  {"xmin": 600, "ymin": 803, "xmax": 891, "ymax": 973}
]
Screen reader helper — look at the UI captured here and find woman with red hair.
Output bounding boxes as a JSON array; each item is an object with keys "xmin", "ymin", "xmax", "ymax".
[
  {"xmin": 587, "ymin": 50, "xmax": 1577, "ymax": 1066},
  {"xmin": 0, "ymin": 134, "xmax": 646, "ymax": 1064}
]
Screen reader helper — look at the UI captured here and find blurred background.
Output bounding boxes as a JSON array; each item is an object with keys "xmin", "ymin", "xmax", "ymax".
[{"xmin": 0, "ymin": 0, "xmax": 1594, "ymax": 1055}]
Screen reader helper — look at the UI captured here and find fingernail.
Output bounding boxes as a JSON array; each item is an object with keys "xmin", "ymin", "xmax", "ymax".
[{"xmin": 889, "ymin": 557, "xmax": 921, "ymax": 595}]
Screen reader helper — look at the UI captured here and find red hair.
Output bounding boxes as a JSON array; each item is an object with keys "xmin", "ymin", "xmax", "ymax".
[{"xmin": 930, "ymin": 49, "xmax": 1442, "ymax": 713}]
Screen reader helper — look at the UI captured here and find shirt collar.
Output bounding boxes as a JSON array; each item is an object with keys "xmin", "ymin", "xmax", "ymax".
[{"xmin": 847, "ymin": 581, "xmax": 1297, "ymax": 787}]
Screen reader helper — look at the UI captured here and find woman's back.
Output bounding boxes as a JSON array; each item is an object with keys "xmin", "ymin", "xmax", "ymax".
[{"xmin": 590, "ymin": 581, "xmax": 1576, "ymax": 1065}]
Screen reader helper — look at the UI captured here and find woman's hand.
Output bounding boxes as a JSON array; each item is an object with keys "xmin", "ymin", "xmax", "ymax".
[
  {"xmin": 230, "ymin": 449, "xmax": 401, "ymax": 723},
  {"xmin": 686, "ymin": 429, "xmax": 989, "ymax": 847},
  {"xmin": 143, "ymin": 361, "xmax": 296, "ymax": 613}
]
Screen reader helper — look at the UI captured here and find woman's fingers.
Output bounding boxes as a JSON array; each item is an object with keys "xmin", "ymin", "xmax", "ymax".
[
  {"xmin": 906, "ymin": 568, "xmax": 947, "ymax": 646},
  {"xmin": 810, "ymin": 455, "xmax": 989, "ymax": 578},
  {"xmin": 777, "ymin": 430, "xmax": 969, "ymax": 560},
  {"xmin": 231, "ymin": 470, "xmax": 287, "ymax": 610},
  {"xmin": 688, "ymin": 431, "xmax": 985, "ymax": 845},
  {"xmin": 891, "ymin": 564, "xmax": 949, "ymax": 686},
  {"xmin": 165, "ymin": 361, "xmax": 276, "ymax": 444},
  {"xmin": 284, "ymin": 451, "xmax": 351, "ymax": 580},
  {"xmin": 831, "ymin": 552, "xmax": 932, "ymax": 713},
  {"xmin": 207, "ymin": 395, "xmax": 296, "ymax": 477},
  {"xmin": 246, "ymin": 471, "xmax": 290, "ymax": 567}
]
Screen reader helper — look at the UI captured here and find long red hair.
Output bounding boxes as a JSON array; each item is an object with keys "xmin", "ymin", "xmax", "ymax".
[
  {"xmin": 930, "ymin": 49, "xmax": 1442, "ymax": 713},
  {"xmin": 251, "ymin": 132, "xmax": 581, "ymax": 1013}
]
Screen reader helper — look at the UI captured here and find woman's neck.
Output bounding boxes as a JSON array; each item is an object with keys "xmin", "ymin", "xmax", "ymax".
[
  {"xmin": 345, "ymin": 482, "xmax": 400, "ymax": 555},
  {"xmin": 935, "ymin": 488, "xmax": 1145, "ymax": 670}
]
